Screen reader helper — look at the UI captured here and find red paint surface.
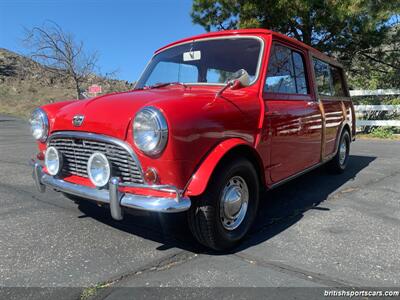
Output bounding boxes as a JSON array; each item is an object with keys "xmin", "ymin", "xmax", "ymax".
[
  {"xmin": 36, "ymin": 29, "xmax": 354, "ymax": 197},
  {"xmin": 185, "ymin": 138, "xmax": 250, "ymax": 196}
]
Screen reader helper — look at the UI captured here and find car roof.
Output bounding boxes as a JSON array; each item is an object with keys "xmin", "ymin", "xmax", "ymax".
[{"xmin": 155, "ymin": 28, "xmax": 342, "ymax": 68}]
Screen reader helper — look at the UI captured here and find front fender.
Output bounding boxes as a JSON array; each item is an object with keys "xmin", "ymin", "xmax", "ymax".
[{"xmin": 184, "ymin": 138, "xmax": 250, "ymax": 196}]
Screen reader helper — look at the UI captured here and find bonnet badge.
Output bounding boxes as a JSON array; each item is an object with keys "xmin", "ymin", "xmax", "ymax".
[{"xmin": 72, "ymin": 115, "xmax": 85, "ymax": 127}]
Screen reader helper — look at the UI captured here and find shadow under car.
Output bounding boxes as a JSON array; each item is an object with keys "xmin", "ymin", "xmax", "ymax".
[{"xmin": 76, "ymin": 154, "xmax": 376, "ymax": 254}]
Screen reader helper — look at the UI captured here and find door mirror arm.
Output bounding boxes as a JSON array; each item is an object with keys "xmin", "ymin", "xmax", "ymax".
[
  {"xmin": 216, "ymin": 69, "xmax": 250, "ymax": 97},
  {"xmin": 216, "ymin": 80, "xmax": 235, "ymax": 98}
]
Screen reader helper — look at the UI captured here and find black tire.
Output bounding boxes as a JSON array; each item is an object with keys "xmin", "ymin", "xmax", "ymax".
[
  {"xmin": 327, "ymin": 130, "xmax": 350, "ymax": 174},
  {"xmin": 188, "ymin": 158, "xmax": 259, "ymax": 251}
]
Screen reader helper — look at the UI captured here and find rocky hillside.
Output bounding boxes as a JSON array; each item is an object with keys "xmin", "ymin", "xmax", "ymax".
[{"xmin": 0, "ymin": 48, "xmax": 134, "ymax": 117}]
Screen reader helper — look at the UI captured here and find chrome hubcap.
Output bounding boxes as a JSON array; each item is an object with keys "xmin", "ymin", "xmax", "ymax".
[
  {"xmin": 220, "ymin": 176, "xmax": 249, "ymax": 230},
  {"xmin": 339, "ymin": 139, "xmax": 347, "ymax": 165}
]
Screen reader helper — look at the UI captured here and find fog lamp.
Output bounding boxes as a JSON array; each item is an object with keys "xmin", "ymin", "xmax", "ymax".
[
  {"xmin": 45, "ymin": 146, "xmax": 62, "ymax": 176},
  {"xmin": 87, "ymin": 152, "xmax": 111, "ymax": 187}
]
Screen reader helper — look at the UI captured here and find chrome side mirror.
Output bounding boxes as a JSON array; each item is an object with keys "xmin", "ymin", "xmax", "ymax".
[
  {"xmin": 216, "ymin": 69, "xmax": 250, "ymax": 97},
  {"xmin": 228, "ymin": 69, "xmax": 250, "ymax": 88}
]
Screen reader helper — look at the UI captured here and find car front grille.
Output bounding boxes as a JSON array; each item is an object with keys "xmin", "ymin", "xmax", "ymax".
[{"xmin": 48, "ymin": 135, "xmax": 144, "ymax": 184}]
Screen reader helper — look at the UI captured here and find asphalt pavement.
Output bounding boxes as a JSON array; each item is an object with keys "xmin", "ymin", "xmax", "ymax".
[{"xmin": 0, "ymin": 115, "xmax": 399, "ymax": 299}]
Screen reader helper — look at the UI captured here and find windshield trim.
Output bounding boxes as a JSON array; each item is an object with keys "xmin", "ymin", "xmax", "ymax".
[{"xmin": 135, "ymin": 35, "xmax": 265, "ymax": 88}]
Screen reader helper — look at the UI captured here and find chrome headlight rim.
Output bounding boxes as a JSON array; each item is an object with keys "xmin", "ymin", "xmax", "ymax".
[
  {"xmin": 133, "ymin": 106, "xmax": 168, "ymax": 156},
  {"xmin": 87, "ymin": 152, "xmax": 111, "ymax": 187},
  {"xmin": 45, "ymin": 146, "xmax": 62, "ymax": 176},
  {"xmin": 30, "ymin": 108, "xmax": 49, "ymax": 142}
]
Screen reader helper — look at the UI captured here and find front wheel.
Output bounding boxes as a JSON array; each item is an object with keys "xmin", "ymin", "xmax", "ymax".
[
  {"xmin": 327, "ymin": 130, "xmax": 350, "ymax": 174},
  {"xmin": 188, "ymin": 158, "xmax": 259, "ymax": 251}
]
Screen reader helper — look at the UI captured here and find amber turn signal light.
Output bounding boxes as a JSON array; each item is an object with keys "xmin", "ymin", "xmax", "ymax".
[
  {"xmin": 37, "ymin": 151, "xmax": 45, "ymax": 161},
  {"xmin": 144, "ymin": 167, "xmax": 158, "ymax": 184}
]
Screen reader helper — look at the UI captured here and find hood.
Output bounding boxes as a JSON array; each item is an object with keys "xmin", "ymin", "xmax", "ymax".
[{"xmin": 49, "ymin": 87, "xmax": 218, "ymax": 140}]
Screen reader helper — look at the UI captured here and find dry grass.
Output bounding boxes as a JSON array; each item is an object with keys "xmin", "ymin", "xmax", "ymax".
[
  {"xmin": 0, "ymin": 82, "xmax": 76, "ymax": 118},
  {"xmin": 0, "ymin": 48, "xmax": 133, "ymax": 118},
  {"xmin": 0, "ymin": 80, "xmax": 133, "ymax": 119}
]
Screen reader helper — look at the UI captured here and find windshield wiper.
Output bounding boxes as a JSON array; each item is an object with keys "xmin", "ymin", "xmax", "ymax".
[{"xmin": 144, "ymin": 82, "xmax": 187, "ymax": 89}]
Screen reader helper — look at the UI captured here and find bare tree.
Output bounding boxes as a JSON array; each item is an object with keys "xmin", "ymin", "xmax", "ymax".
[{"xmin": 23, "ymin": 21, "xmax": 98, "ymax": 99}]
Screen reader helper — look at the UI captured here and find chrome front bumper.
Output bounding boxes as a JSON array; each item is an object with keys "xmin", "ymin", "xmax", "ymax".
[{"xmin": 32, "ymin": 162, "xmax": 191, "ymax": 220}]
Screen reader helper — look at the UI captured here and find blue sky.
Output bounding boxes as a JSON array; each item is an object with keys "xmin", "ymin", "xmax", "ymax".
[{"xmin": 0, "ymin": 0, "xmax": 205, "ymax": 81}]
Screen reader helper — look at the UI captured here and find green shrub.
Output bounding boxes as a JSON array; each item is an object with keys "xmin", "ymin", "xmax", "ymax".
[
  {"xmin": 387, "ymin": 98, "xmax": 400, "ymax": 105},
  {"xmin": 370, "ymin": 127, "xmax": 395, "ymax": 139}
]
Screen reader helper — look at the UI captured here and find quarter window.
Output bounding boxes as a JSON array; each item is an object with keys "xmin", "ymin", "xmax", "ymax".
[
  {"xmin": 313, "ymin": 59, "xmax": 331, "ymax": 96},
  {"xmin": 313, "ymin": 58, "xmax": 347, "ymax": 97},
  {"xmin": 265, "ymin": 44, "xmax": 308, "ymax": 94},
  {"xmin": 330, "ymin": 66, "xmax": 346, "ymax": 97}
]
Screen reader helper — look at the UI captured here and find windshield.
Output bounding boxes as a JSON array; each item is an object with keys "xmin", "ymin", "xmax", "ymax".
[{"xmin": 136, "ymin": 37, "xmax": 262, "ymax": 89}]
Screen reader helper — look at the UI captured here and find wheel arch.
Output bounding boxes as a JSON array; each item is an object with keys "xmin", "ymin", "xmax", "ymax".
[
  {"xmin": 341, "ymin": 123, "xmax": 352, "ymax": 153},
  {"xmin": 334, "ymin": 122, "xmax": 351, "ymax": 155},
  {"xmin": 342, "ymin": 123, "xmax": 351, "ymax": 138},
  {"xmin": 184, "ymin": 139, "xmax": 265, "ymax": 197}
]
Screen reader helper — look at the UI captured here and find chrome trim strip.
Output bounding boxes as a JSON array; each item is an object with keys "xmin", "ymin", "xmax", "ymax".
[
  {"xmin": 41, "ymin": 173, "xmax": 110, "ymax": 202},
  {"xmin": 120, "ymin": 193, "xmax": 191, "ymax": 213},
  {"xmin": 33, "ymin": 163, "xmax": 191, "ymax": 215},
  {"xmin": 48, "ymin": 131, "xmax": 144, "ymax": 180}
]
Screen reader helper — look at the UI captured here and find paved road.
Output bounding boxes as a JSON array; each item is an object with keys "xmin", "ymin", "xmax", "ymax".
[{"xmin": 0, "ymin": 115, "xmax": 399, "ymax": 298}]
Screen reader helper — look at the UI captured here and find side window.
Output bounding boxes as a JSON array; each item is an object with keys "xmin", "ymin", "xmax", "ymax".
[
  {"xmin": 330, "ymin": 66, "xmax": 346, "ymax": 97},
  {"xmin": 292, "ymin": 52, "xmax": 308, "ymax": 94},
  {"xmin": 265, "ymin": 44, "xmax": 309, "ymax": 95},
  {"xmin": 313, "ymin": 59, "xmax": 332, "ymax": 96},
  {"xmin": 146, "ymin": 62, "xmax": 198, "ymax": 86}
]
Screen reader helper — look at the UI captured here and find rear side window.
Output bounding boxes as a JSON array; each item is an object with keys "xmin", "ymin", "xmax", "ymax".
[
  {"xmin": 313, "ymin": 59, "xmax": 331, "ymax": 96},
  {"xmin": 330, "ymin": 66, "xmax": 346, "ymax": 97},
  {"xmin": 265, "ymin": 44, "xmax": 308, "ymax": 94},
  {"xmin": 313, "ymin": 58, "xmax": 347, "ymax": 97}
]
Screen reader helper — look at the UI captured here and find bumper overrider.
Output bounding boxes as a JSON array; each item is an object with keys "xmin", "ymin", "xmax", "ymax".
[{"xmin": 32, "ymin": 162, "xmax": 191, "ymax": 220}]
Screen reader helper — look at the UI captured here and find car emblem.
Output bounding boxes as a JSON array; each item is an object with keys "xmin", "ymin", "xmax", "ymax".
[{"xmin": 72, "ymin": 115, "xmax": 85, "ymax": 127}]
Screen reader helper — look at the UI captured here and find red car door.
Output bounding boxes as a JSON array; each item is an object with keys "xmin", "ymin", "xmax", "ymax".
[{"xmin": 263, "ymin": 43, "xmax": 322, "ymax": 183}]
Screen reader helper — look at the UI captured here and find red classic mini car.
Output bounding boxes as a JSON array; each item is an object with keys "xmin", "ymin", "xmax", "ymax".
[{"xmin": 30, "ymin": 29, "xmax": 355, "ymax": 250}]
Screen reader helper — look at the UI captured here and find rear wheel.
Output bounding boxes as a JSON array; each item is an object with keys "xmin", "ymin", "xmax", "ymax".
[
  {"xmin": 327, "ymin": 130, "xmax": 350, "ymax": 173},
  {"xmin": 188, "ymin": 158, "xmax": 259, "ymax": 251}
]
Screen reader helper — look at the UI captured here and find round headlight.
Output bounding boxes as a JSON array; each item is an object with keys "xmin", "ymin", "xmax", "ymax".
[
  {"xmin": 45, "ymin": 146, "xmax": 62, "ymax": 176},
  {"xmin": 30, "ymin": 108, "xmax": 49, "ymax": 142},
  {"xmin": 87, "ymin": 152, "xmax": 111, "ymax": 187},
  {"xmin": 133, "ymin": 107, "xmax": 168, "ymax": 156}
]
